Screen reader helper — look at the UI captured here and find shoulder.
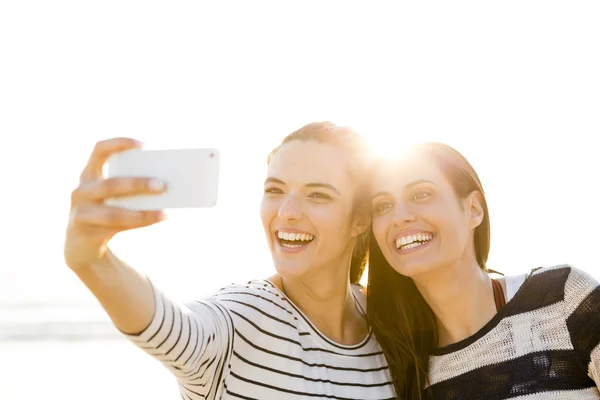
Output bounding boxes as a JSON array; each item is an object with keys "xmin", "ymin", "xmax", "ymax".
[
  {"xmin": 500, "ymin": 265, "xmax": 577, "ymax": 314},
  {"xmin": 510, "ymin": 264, "xmax": 572, "ymax": 299},
  {"xmin": 202, "ymin": 279, "xmax": 293, "ymax": 320},
  {"xmin": 562, "ymin": 264, "xmax": 599, "ymax": 290},
  {"xmin": 523, "ymin": 263, "xmax": 577, "ymax": 290},
  {"xmin": 528, "ymin": 264, "xmax": 598, "ymax": 291},
  {"xmin": 524, "ymin": 264, "xmax": 599, "ymax": 312},
  {"xmin": 559, "ymin": 264, "xmax": 599, "ymax": 314}
]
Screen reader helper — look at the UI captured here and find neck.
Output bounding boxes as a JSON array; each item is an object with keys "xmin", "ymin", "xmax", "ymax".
[
  {"xmin": 268, "ymin": 266, "xmax": 367, "ymax": 345},
  {"xmin": 413, "ymin": 258, "xmax": 496, "ymax": 348}
]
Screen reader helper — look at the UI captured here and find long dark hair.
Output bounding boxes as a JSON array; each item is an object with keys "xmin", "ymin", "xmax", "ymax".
[
  {"xmin": 266, "ymin": 121, "xmax": 373, "ymax": 284},
  {"xmin": 366, "ymin": 142, "xmax": 491, "ymax": 398}
]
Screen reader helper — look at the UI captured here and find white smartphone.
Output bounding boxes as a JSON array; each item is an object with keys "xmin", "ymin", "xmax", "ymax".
[{"xmin": 105, "ymin": 148, "xmax": 220, "ymax": 210}]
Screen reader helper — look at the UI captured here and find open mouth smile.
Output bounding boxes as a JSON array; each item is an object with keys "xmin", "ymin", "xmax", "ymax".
[
  {"xmin": 277, "ymin": 230, "xmax": 315, "ymax": 250},
  {"xmin": 394, "ymin": 232, "xmax": 434, "ymax": 252}
]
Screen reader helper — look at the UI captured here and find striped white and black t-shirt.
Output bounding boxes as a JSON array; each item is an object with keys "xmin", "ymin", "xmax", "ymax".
[
  {"xmin": 123, "ymin": 279, "xmax": 395, "ymax": 400},
  {"xmin": 426, "ymin": 264, "xmax": 600, "ymax": 399}
]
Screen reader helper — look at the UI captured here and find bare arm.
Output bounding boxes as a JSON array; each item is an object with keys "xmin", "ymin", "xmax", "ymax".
[
  {"xmin": 64, "ymin": 139, "xmax": 233, "ymax": 397},
  {"xmin": 74, "ymin": 250, "xmax": 154, "ymax": 334},
  {"xmin": 64, "ymin": 138, "xmax": 165, "ymax": 333}
]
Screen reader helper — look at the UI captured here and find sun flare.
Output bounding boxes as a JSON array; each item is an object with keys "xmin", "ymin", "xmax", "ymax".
[{"xmin": 365, "ymin": 131, "xmax": 422, "ymax": 161}]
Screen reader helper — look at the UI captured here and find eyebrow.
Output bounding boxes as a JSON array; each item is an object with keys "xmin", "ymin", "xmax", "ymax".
[
  {"xmin": 406, "ymin": 179, "xmax": 436, "ymax": 188},
  {"xmin": 371, "ymin": 191, "xmax": 391, "ymax": 199},
  {"xmin": 264, "ymin": 177, "xmax": 341, "ymax": 196},
  {"xmin": 371, "ymin": 179, "xmax": 436, "ymax": 199}
]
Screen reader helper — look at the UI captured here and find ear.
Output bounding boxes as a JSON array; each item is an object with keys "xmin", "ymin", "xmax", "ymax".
[
  {"xmin": 351, "ymin": 212, "xmax": 371, "ymax": 238},
  {"xmin": 467, "ymin": 191, "xmax": 485, "ymax": 230}
]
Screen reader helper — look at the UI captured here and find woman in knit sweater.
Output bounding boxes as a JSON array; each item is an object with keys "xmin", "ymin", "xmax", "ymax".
[{"xmin": 366, "ymin": 142, "xmax": 600, "ymax": 399}]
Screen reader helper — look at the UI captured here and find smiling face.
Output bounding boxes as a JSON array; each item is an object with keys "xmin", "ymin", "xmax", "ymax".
[
  {"xmin": 260, "ymin": 139, "xmax": 366, "ymax": 280},
  {"xmin": 370, "ymin": 152, "xmax": 484, "ymax": 279}
]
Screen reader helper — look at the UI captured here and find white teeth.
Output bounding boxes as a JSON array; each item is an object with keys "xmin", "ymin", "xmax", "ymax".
[
  {"xmin": 403, "ymin": 242, "xmax": 421, "ymax": 250},
  {"xmin": 282, "ymin": 242, "xmax": 304, "ymax": 248},
  {"xmin": 277, "ymin": 231, "xmax": 314, "ymax": 242},
  {"xmin": 395, "ymin": 233, "xmax": 433, "ymax": 249}
]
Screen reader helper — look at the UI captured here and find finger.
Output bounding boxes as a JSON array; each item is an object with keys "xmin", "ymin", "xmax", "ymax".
[
  {"xmin": 70, "ymin": 204, "xmax": 166, "ymax": 230},
  {"xmin": 79, "ymin": 138, "xmax": 143, "ymax": 183},
  {"xmin": 71, "ymin": 177, "xmax": 166, "ymax": 205}
]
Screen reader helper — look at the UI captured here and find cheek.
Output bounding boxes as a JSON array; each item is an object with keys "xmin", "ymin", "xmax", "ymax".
[
  {"xmin": 436, "ymin": 207, "xmax": 468, "ymax": 246},
  {"xmin": 259, "ymin": 199, "xmax": 277, "ymax": 227},
  {"xmin": 310, "ymin": 206, "xmax": 353, "ymax": 237}
]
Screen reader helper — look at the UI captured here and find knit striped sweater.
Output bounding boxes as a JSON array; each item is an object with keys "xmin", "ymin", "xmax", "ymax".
[{"xmin": 425, "ymin": 264, "xmax": 600, "ymax": 399}]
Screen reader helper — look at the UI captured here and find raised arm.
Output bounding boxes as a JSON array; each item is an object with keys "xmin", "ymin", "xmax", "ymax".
[
  {"xmin": 63, "ymin": 138, "xmax": 234, "ymax": 398},
  {"xmin": 64, "ymin": 138, "xmax": 166, "ymax": 333}
]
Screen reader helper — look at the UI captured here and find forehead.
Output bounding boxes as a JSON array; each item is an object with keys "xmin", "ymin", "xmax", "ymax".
[
  {"xmin": 373, "ymin": 154, "xmax": 449, "ymax": 192},
  {"xmin": 267, "ymin": 140, "xmax": 354, "ymax": 191}
]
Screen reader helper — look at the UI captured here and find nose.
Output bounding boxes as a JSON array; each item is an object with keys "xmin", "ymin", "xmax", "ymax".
[
  {"xmin": 393, "ymin": 202, "xmax": 416, "ymax": 227},
  {"xmin": 278, "ymin": 196, "xmax": 302, "ymax": 222}
]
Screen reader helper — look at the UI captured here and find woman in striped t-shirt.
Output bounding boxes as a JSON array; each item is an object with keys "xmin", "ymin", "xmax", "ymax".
[
  {"xmin": 63, "ymin": 122, "xmax": 396, "ymax": 399},
  {"xmin": 366, "ymin": 142, "xmax": 600, "ymax": 399}
]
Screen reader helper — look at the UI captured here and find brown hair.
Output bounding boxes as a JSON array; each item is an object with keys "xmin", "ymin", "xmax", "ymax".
[
  {"xmin": 366, "ymin": 142, "xmax": 491, "ymax": 398},
  {"xmin": 266, "ymin": 121, "xmax": 373, "ymax": 284}
]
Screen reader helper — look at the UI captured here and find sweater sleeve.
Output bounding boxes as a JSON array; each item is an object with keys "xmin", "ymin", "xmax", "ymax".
[
  {"xmin": 121, "ymin": 281, "xmax": 234, "ymax": 400},
  {"xmin": 564, "ymin": 266, "xmax": 600, "ymax": 387}
]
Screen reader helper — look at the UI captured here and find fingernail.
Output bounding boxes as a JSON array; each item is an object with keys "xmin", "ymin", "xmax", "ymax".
[
  {"xmin": 149, "ymin": 179, "xmax": 166, "ymax": 191},
  {"xmin": 156, "ymin": 211, "xmax": 167, "ymax": 221},
  {"xmin": 131, "ymin": 139, "xmax": 144, "ymax": 147}
]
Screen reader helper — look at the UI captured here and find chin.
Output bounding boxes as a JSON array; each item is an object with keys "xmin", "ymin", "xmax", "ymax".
[
  {"xmin": 272, "ymin": 259, "xmax": 311, "ymax": 280},
  {"xmin": 385, "ymin": 255, "xmax": 437, "ymax": 279},
  {"xmin": 390, "ymin": 264, "xmax": 429, "ymax": 279}
]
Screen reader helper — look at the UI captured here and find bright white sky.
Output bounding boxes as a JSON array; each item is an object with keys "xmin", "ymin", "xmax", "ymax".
[{"xmin": 1, "ymin": 1, "xmax": 599, "ymax": 308}]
